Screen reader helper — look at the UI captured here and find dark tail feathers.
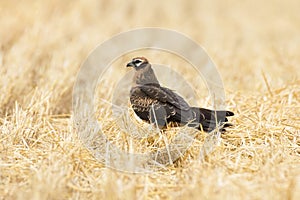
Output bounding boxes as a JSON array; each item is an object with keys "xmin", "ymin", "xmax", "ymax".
[{"xmin": 190, "ymin": 107, "xmax": 234, "ymax": 132}]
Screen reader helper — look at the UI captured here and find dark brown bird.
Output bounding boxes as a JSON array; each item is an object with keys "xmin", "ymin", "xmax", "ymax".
[{"xmin": 126, "ymin": 57, "xmax": 234, "ymax": 132}]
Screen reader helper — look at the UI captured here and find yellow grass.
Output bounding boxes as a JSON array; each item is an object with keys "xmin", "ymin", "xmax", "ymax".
[{"xmin": 0, "ymin": 0, "xmax": 300, "ymax": 199}]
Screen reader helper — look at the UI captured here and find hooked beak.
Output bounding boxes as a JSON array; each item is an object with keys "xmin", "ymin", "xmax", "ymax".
[{"xmin": 126, "ymin": 61, "xmax": 134, "ymax": 67}]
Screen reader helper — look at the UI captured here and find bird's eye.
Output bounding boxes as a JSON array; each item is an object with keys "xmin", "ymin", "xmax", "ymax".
[{"xmin": 134, "ymin": 60, "xmax": 142, "ymax": 64}]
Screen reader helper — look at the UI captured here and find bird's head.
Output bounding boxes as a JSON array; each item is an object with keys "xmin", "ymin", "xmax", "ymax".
[
  {"xmin": 126, "ymin": 57, "xmax": 149, "ymax": 70},
  {"xmin": 126, "ymin": 57, "xmax": 159, "ymax": 85}
]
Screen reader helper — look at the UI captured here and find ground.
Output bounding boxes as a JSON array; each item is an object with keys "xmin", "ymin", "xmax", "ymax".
[{"xmin": 0, "ymin": 0, "xmax": 299, "ymax": 199}]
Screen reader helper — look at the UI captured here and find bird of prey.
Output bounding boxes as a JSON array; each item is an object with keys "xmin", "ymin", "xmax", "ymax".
[{"xmin": 126, "ymin": 57, "xmax": 234, "ymax": 132}]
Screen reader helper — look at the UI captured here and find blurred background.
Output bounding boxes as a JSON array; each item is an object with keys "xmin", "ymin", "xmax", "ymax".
[{"xmin": 1, "ymin": 0, "xmax": 299, "ymax": 115}]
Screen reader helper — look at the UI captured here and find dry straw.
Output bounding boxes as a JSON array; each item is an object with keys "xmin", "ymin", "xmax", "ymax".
[{"xmin": 0, "ymin": 0, "xmax": 299, "ymax": 199}]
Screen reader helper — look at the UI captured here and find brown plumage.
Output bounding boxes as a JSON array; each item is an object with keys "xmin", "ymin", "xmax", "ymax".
[{"xmin": 126, "ymin": 57, "xmax": 234, "ymax": 132}]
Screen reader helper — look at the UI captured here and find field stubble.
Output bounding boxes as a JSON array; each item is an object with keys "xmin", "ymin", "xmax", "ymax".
[{"xmin": 0, "ymin": 0, "xmax": 299, "ymax": 199}]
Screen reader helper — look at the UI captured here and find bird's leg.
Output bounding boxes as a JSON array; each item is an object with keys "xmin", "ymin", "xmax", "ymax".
[
  {"xmin": 149, "ymin": 104, "xmax": 168, "ymax": 130},
  {"xmin": 149, "ymin": 105, "xmax": 174, "ymax": 165}
]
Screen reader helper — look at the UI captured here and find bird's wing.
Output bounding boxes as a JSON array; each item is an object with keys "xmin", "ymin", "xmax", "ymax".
[{"xmin": 138, "ymin": 84, "xmax": 191, "ymax": 111}]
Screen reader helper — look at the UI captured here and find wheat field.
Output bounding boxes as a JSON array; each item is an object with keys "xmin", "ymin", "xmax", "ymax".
[{"xmin": 0, "ymin": 0, "xmax": 300, "ymax": 199}]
